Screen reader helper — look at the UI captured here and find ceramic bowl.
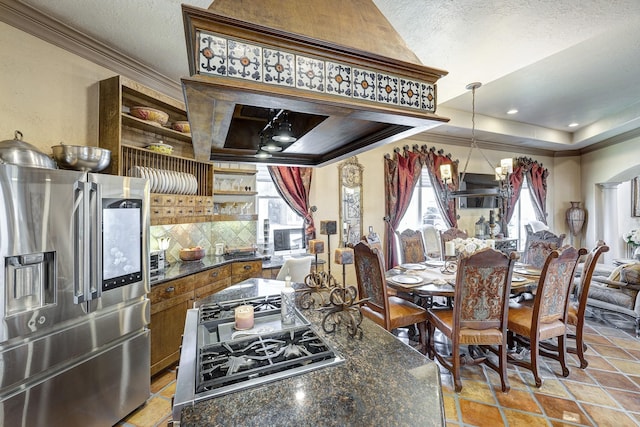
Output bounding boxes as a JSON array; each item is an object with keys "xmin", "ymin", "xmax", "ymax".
[
  {"xmin": 130, "ymin": 106, "xmax": 169, "ymax": 126},
  {"xmin": 146, "ymin": 142, "xmax": 173, "ymax": 155},
  {"xmin": 179, "ymin": 247, "xmax": 205, "ymax": 261},
  {"xmin": 172, "ymin": 121, "xmax": 190, "ymax": 133}
]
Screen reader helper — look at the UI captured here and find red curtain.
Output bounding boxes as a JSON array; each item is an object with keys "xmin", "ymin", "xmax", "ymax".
[
  {"xmin": 423, "ymin": 148, "xmax": 459, "ymax": 228},
  {"xmin": 383, "ymin": 147, "xmax": 422, "ymax": 268},
  {"xmin": 526, "ymin": 161, "xmax": 549, "ymax": 223},
  {"xmin": 504, "ymin": 163, "xmax": 525, "ymax": 223},
  {"xmin": 267, "ymin": 166, "xmax": 316, "ymax": 243}
]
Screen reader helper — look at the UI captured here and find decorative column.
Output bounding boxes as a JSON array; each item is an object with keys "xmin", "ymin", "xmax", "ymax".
[{"xmin": 599, "ymin": 183, "xmax": 621, "ymax": 263}]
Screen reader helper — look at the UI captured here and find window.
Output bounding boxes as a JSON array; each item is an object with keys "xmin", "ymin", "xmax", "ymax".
[
  {"xmin": 398, "ymin": 168, "xmax": 446, "ymax": 231},
  {"xmin": 507, "ymin": 180, "xmax": 539, "ymax": 250},
  {"xmin": 256, "ymin": 165, "xmax": 305, "ymax": 252}
]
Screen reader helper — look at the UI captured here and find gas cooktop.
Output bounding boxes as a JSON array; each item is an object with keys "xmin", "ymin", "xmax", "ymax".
[{"xmin": 173, "ymin": 296, "xmax": 344, "ymax": 420}]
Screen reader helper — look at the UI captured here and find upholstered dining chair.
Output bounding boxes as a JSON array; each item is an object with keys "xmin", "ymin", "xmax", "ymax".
[
  {"xmin": 396, "ymin": 228, "xmax": 427, "ymax": 264},
  {"xmin": 559, "ymin": 241, "xmax": 609, "ymax": 368},
  {"xmin": 353, "ymin": 241, "xmax": 428, "ymax": 353},
  {"xmin": 439, "ymin": 227, "xmax": 468, "ymax": 261},
  {"xmin": 426, "ymin": 248, "xmax": 518, "ymax": 392},
  {"xmin": 507, "ymin": 246, "xmax": 587, "ymax": 387},
  {"xmin": 522, "ymin": 230, "xmax": 566, "ymax": 268}
]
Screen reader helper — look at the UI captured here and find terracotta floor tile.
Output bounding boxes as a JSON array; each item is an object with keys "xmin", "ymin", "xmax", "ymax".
[
  {"xmin": 591, "ymin": 343, "xmax": 635, "ymax": 359},
  {"xmin": 458, "ymin": 399, "xmax": 505, "ymax": 427},
  {"xmin": 150, "ymin": 369, "xmax": 176, "ymax": 394},
  {"xmin": 583, "ymin": 333, "xmax": 614, "ymax": 346},
  {"xmin": 629, "ymin": 375, "xmax": 640, "ymax": 388},
  {"xmin": 494, "ymin": 387, "xmax": 542, "ymax": 414},
  {"xmin": 589, "ymin": 368, "xmax": 640, "ymax": 392},
  {"xmin": 536, "ymin": 378, "xmax": 572, "ymax": 399},
  {"xmin": 123, "ymin": 396, "xmax": 172, "ymax": 427},
  {"xmin": 534, "ymin": 393, "xmax": 592, "ymax": 425},
  {"xmin": 557, "ymin": 366, "xmax": 596, "ymax": 384},
  {"xmin": 605, "ymin": 388, "xmax": 640, "ymax": 412},
  {"xmin": 457, "ymin": 380, "xmax": 497, "ymax": 404},
  {"xmin": 582, "ymin": 354, "xmax": 617, "ymax": 371},
  {"xmin": 562, "ymin": 381, "xmax": 618, "ymax": 407},
  {"xmin": 443, "ymin": 394, "xmax": 458, "ymax": 421},
  {"xmin": 503, "ymin": 408, "xmax": 549, "ymax": 426},
  {"xmin": 627, "ymin": 348, "xmax": 640, "ymax": 360},
  {"xmin": 581, "ymin": 403, "xmax": 638, "ymax": 427},
  {"xmin": 609, "ymin": 336, "xmax": 640, "ymax": 351},
  {"xmin": 607, "ymin": 358, "xmax": 640, "ymax": 376},
  {"xmin": 159, "ymin": 381, "xmax": 176, "ymax": 398}
]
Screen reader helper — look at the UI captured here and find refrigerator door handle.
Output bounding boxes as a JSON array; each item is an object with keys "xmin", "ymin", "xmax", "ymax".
[
  {"xmin": 88, "ymin": 181, "xmax": 102, "ymax": 301},
  {"xmin": 73, "ymin": 181, "xmax": 88, "ymax": 304}
]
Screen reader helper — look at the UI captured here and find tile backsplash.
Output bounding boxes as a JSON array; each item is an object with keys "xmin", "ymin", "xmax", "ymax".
[{"xmin": 150, "ymin": 221, "xmax": 257, "ymax": 263}]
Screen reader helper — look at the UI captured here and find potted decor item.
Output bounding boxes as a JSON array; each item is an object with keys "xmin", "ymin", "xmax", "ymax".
[{"xmin": 566, "ymin": 201, "xmax": 586, "ymax": 236}]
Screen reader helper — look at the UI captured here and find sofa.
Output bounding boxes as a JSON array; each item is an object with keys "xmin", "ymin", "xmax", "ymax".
[{"xmin": 575, "ymin": 260, "xmax": 640, "ymax": 336}]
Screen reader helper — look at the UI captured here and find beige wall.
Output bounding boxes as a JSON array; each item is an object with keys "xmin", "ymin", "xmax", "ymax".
[{"xmin": 0, "ymin": 22, "xmax": 115, "ymax": 153}]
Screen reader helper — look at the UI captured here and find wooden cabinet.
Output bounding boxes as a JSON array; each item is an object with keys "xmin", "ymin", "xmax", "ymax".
[
  {"xmin": 149, "ymin": 261, "xmax": 259, "ymax": 375},
  {"xmin": 231, "ymin": 260, "xmax": 263, "ymax": 283},
  {"xmin": 149, "ymin": 276, "xmax": 195, "ymax": 376},
  {"xmin": 99, "ymin": 75, "xmax": 215, "ymax": 226}
]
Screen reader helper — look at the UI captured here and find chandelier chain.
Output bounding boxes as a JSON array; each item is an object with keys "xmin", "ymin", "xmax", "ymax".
[{"xmin": 459, "ymin": 84, "xmax": 496, "ymax": 182}]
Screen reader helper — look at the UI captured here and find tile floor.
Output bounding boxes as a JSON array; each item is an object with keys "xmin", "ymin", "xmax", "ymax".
[{"xmin": 116, "ymin": 314, "xmax": 640, "ymax": 427}]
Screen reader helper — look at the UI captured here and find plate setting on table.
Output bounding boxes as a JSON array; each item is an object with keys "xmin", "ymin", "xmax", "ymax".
[
  {"xmin": 511, "ymin": 276, "xmax": 527, "ymax": 282},
  {"xmin": 399, "ymin": 263, "xmax": 427, "ymax": 270},
  {"xmin": 389, "ymin": 275, "xmax": 423, "ymax": 285},
  {"xmin": 514, "ymin": 268, "xmax": 541, "ymax": 276}
]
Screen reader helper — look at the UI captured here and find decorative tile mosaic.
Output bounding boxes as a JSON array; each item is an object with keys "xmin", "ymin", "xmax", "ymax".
[
  {"xmin": 197, "ymin": 32, "xmax": 227, "ymax": 76},
  {"xmin": 325, "ymin": 61, "xmax": 352, "ymax": 97},
  {"xmin": 399, "ymin": 78, "xmax": 421, "ymax": 109},
  {"xmin": 352, "ymin": 67, "xmax": 377, "ymax": 101},
  {"xmin": 376, "ymin": 73, "xmax": 399, "ymax": 105},
  {"xmin": 296, "ymin": 55, "xmax": 325, "ymax": 92},
  {"xmin": 195, "ymin": 30, "xmax": 438, "ymax": 113},
  {"xmin": 263, "ymin": 48, "xmax": 295, "ymax": 87},
  {"xmin": 420, "ymin": 83, "xmax": 436, "ymax": 111},
  {"xmin": 227, "ymin": 39, "xmax": 262, "ymax": 81}
]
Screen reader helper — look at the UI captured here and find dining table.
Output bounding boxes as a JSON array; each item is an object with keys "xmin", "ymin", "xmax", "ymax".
[{"xmin": 386, "ymin": 260, "xmax": 541, "ymax": 308}]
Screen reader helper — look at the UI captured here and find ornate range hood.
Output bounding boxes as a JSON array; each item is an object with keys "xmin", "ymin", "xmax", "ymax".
[{"xmin": 181, "ymin": 0, "xmax": 449, "ymax": 166}]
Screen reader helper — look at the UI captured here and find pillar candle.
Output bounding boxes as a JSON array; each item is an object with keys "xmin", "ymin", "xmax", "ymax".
[
  {"xmin": 486, "ymin": 239, "xmax": 495, "ymax": 249},
  {"xmin": 334, "ymin": 247, "xmax": 354, "ymax": 264},
  {"xmin": 445, "ymin": 241, "xmax": 456, "ymax": 257},
  {"xmin": 308, "ymin": 239, "xmax": 325, "ymax": 254},
  {"xmin": 234, "ymin": 305, "xmax": 254, "ymax": 330}
]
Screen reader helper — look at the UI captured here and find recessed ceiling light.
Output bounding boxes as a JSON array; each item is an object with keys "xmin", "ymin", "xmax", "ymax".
[
  {"xmin": 568, "ymin": 122, "xmax": 579, "ymax": 128},
  {"xmin": 507, "ymin": 109, "xmax": 518, "ymax": 115}
]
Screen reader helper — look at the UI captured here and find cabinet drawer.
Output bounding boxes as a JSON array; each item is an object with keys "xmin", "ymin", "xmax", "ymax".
[
  {"xmin": 162, "ymin": 195, "xmax": 176, "ymax": 206},
  {"xmin": 193, "ymin": 264, "xmax": 232, "ymax": 287},
  {"xmin": 150, "ymin": 277, "xmax": 195, "ymax": 308},
  {"xmin": 150, "ymin": 194, "xmax": 163, "ymax": 205},
  {"xmin": 195, "ymin": 277, "xmax": 232, "ymax": 301},
  {"xmin": 231, "ymin": 260, "xmax": 262, "ymax": 282}
]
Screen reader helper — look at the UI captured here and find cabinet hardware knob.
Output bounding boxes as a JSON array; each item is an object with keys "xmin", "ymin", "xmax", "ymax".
[
  {"xmin": 166, "ymin": 286, "xmax": 175, "ymax": 292},
  {"xmin": 211, "ymin": 271, "xmax": 219, "ymax": 277},
  {"xmin": 243, "ymin": 265, "xmax": 251, "ymax": 270}
]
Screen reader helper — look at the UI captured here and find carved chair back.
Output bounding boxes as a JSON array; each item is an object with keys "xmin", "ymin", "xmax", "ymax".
[{"xmin": 397, "ymin": 228, "xmax": 427, "ymax": 264}]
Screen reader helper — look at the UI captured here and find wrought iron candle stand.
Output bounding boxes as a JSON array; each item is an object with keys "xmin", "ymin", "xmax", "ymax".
[
  {"xmin": 318, "ymin": 246, "xmax": 367, "ymax": 338},
  {"xmin": 296, "ymin": 238, "xmax": 336, "ymax": 309},
  {"xmin": 440, "ymin": 255, "xmax": 457, "ymax": 275}
]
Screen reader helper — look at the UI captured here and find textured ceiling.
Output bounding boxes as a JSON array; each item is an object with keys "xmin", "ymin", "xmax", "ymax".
[{"xmin": 14, "ymin": 0, "xmax": 640, "ymax": 152}]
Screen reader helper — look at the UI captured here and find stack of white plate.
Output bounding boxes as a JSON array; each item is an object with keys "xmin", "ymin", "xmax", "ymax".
[{"xmin": 128, "ymin": 166, "xmax": 198, "ymax": 194}]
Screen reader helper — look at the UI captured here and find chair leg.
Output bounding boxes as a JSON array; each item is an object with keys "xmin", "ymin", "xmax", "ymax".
[
  {"xmin": 426, "ymin": 321, "xmax": 434, "ymax": 359},
  {"xmin": 574, "ymin": 323, "xmax": 588, "ymax": 369},
  {"xmin": 417, "ymin": 321, "xmax": 427, "ymax": 355},
  {"xmin": 452, "ymin": 341, "xmax": 462, "ymax": 392},
  {"xmin": 498, "ymin": 343, "xmax": 510, "ymax": 392},
  {"xmin": 530, "ymin": 336, "xmax": 543, "ymax": 388},
  {"xmin": 557, "ymin": 335, "xmax": 570, "ymax": 377}
]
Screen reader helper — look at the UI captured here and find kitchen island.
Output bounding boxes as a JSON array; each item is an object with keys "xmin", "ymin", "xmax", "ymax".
[{"xmin": 176, "ymin": 278, "xmax": 445, "ymax": 426}]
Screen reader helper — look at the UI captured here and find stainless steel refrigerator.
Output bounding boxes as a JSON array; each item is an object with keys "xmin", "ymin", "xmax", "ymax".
[{"xmin": 0, "ymin": 164, "xmax": 150, "ymax": 426}]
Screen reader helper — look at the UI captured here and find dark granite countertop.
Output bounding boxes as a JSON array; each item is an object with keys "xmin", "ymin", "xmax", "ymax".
[
  {"xmin": 151, "ymin": 253, "xmax": 326, "ymax": 285},
  {"xmin": 150, "ymin": 254, "xmax": 266, "ymax": 286},
  {"xmin": 179, "ymin": 278, "xmax": 445, "ymax": 426}
]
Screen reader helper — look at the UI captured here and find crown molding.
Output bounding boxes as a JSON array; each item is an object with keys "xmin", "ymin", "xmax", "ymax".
[{"xmin": 0, "ymin": 0, "xmax": 182, "ymax": 100}]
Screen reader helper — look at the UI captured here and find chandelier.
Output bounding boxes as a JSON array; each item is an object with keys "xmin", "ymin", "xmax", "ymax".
[{"xmin": 439, "ymin": 82, "xmax": 514, "ymax": 205}]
